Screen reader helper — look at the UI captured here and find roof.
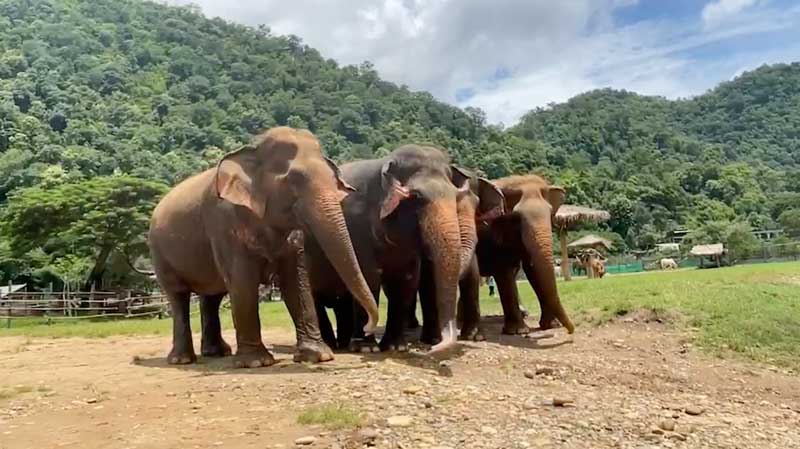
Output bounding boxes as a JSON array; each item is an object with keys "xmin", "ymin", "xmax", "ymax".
[
  {"xmin": 655, "ymin": 243, "xmax": 681, "ymax": 252},
  {"xmin": 690, "ymin": 243, "xmax": 725, "ymax": 257},
  {"xmin": 554, "ymin": 205, "xmax": 610, "ymax": 229},
  {"xmin": 568, "ymin": 234, "xmax": 613, "ymax": 251},
  {"xmin": 0, "ymin": 284, "xmax": 26, "ymax": 298}
]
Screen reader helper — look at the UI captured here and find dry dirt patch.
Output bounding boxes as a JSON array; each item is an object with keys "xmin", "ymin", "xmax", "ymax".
[{"xmin": 1, "ymin": 318, "xmax": 799, "ymax": 449}]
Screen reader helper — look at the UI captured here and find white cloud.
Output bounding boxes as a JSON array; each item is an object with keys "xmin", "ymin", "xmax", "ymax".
[
  {"xmin": 167, "ymin": 0, "xmax": 800, "ymax": 125},
  {"xmin": 702, "ymin": 0, "xmax": 760, "ymax": 28}
]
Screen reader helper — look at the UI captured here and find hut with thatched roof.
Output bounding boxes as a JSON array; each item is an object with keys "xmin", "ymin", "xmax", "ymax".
[
  {"xmin": 568, "ymin": 234, "xmax": 613, "ymax": 252},
  {"xmin": 690, "ymin": 243, "xmax": 726, "ymax": 268},
  {"xmin": 553, "ymin": 206, "xmax": 611, "ymax": 281}
]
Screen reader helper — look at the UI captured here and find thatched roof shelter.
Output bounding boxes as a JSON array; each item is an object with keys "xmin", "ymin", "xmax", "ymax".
[
  {"xmin": 554, "ymin": 206, "xmax": 611, "ymax": 230},
  {"xmin": 689, "ymin": 243, "xmax": 724, "ymax": 257},
  {"xmin": 690, "ymin": 243, "xmax": 726, "ymax": 268},
  {"xmin": 568, "ymin": 234, "xmax": 613, "ymax": 252},
  {"xmin": 553, "ymin": 205, "xmax": 611, "ymax": 281}
]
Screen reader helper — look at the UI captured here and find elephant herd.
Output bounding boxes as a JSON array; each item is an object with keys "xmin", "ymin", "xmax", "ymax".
[{"xmin": 147, "ymin": 127, "xmax": 574, "ymax": 368}]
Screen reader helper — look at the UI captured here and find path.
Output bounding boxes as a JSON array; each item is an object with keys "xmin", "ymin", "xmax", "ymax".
[{"xmin": 1, "ymin": 314, "xmax": 798, "ymax": 449}]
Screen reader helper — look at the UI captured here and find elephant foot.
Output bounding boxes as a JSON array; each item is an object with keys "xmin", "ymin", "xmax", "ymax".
[
  {"xmin": 407, "ymin": 315, "xmax": 420, "ymax": 329},
  {"xmin": 538, "ymin": 318, "xmax": 562, "ymax": 331},
  {"xmin": 232, "ymin": 344, "xmax": 276, "ymax": 369},
  {"xmin": 379, "ymin": 334, "xmax": 409, "ymax": 352},
  {"xmin": 167, "ymin": 347, "xmax": 197, "ymax": 365},
  {"xmin": 502, "ymin": 320, "xmax": 532, "ymax": 335},
  {"xmin": 420, "ymin": 327, "xmax": 442, "ymax": 346},
  {"xmin": 201, "ymin": 338, "xmax": 232, "ymax": 358},
  {"xmin": 459, "ymin": 325, "xmax": 486, "ymax": 342},
  {"xmin": 348, "ymin": 336, "xmax": 380, "ymax": 353},
  {"xmin": 294, "ymin": 339, "xmax": 334, "ymax": 363}
]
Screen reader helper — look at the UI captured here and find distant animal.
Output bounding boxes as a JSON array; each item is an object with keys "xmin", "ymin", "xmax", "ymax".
[
  {"xmin": 591, "ymin": 259, "xmax": 606, "ymax": 278},
  {"xmin": 660, "ymin": 258, "xmax": 678, "ymax": 270},
  {"xmin": 554, "ymin": 265, "xmax": 562, "ymax": 278}
]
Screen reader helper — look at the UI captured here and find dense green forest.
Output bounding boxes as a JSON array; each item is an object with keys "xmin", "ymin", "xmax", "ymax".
[{"xmin": 0, "ymin": 0, "xmax": 798, "ymax": 287}]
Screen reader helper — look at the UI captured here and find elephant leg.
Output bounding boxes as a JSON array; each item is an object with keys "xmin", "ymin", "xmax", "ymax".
[
  {"xmin": 166, "ymin": 290, "xmax": 195, "ymax": 365},
  {"xmin": 458, "ymin": 257, "xmax": 484, "ymax": 342},
  {"xmin": 406, "ymin": 299, "xmax": 420, "ymax": 329},
  {"xmin": 418, "ymin": 258, "xmax": 441, "ymax": 345},
  {"xmin": 348, "ymin": 289, "xmax": 381, "ymax": 353},
  {"xmin": 278, "ymin": 239, "xmax": 334, "ymax": 364},
  {"xmin": 200, "ymin": 293, "xmax": 232, "ymax": 357},
  {"xmin": 315, "ymin": 299, "xmax": 337, "ymax": 350},
  {"xmin": 380, "ymin": 262, "xmax": 419, "ymax": 352},
  {"xmin": 496, "ymin": 266, "xmax": 531, "ymax": 335},
  {"xmin": 520, "ymin": 260, "xmax": 556, "ymax": 330},
  {"xmin": 332, "ymin": 299, "xmax": 354, "ymax": 350},
  {"xmin": 348, "ymin": 263, "xmax": 382, "ymax": 353},
  {"xmin": 224, "ymin": 263, "xmax": 275, "ymax": 369}
]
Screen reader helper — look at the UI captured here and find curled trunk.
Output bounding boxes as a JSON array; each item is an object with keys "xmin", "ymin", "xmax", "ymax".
[
  {"xmin": 303, "ymin": 190, "xmax": 379, "ymax": 334},
  {"xmin": 519, "ymin": 212, "xmax": 575, "ymax": 334},
  {"xmin": 419, "ymin": 199, "xmax": 462, "ymax": 352}
]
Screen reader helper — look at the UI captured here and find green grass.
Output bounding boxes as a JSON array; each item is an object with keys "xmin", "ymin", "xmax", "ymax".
[
  {"xmin": 296, "ymin": 403, "xmax": 365, "ymax": 429},
  {"xmin": 1, "ymin": 262, "xmax": 799, "ymax": 367}
]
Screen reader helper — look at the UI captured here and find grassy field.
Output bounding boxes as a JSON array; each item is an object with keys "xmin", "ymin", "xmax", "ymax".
[{"xmin": 1, "ymin": 262, "xmax": 798, "ymax": 367}]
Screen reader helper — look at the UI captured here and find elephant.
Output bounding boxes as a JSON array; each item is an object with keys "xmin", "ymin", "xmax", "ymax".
[
  {"xmin": 471, "ymin": 175, "xmax": 576, "ymax": 335},
  {"xmin": 660, "ymin": 258, "xmax": 678, "ymax": 270},
  {"xmin": 406, "ymin": 167, "xmax": 506, "ymax": 343},
  {"xmin": 305, "ymin": 144, "xmax": 472, "ymax": 353},
  {"xmin": 147, "ymin": 127, "xmax": 379, "ymax": 368}
]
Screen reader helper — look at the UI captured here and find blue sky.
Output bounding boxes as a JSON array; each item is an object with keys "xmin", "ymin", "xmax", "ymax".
[{"xmin": 170, "ymin": 0, "xmax": 800, "ymax": 125}]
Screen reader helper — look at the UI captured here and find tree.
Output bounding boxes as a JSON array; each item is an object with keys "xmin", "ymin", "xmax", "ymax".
[
  {"xmin": 778, "ymin": 209, "xmax": 800, "ymax": 237},
  {"xmin": 0, "ymin": 176, "xmax": 168, "ymax": 290}
]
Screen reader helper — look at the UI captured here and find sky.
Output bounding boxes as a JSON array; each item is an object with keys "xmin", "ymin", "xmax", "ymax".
[{"xmin": 167, "ymin": 0, "xmax": 800, "ymax": 126}]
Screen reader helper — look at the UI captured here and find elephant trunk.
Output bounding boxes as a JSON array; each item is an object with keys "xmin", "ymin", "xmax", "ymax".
[
  {"xmin": 419, "ymin": 198, "xmax": 462, "ymax": 352},
  {"xmin": 303, "ymin": 190, "xmax": 379, "ymax": 335},
  {"xmin": 456, "ymin": 200, "xmax": 478, "ymax": 278},
  {"xmin": 519, "ymin": 210, "xmax": 575, "ymax": 334}
]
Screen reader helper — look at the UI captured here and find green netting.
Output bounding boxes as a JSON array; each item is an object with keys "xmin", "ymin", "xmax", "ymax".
[{"xmin": 606, "ymin": 262, "xmax": 644, "ymax": 274}]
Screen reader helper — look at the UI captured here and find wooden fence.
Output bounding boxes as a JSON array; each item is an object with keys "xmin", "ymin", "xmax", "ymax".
[
  {"xmin": 0, "ymin": 290, "xmax": 181, "ymax": 324},
  {"xmin": 0, "ymin": 283, "xmax": 284, "ymax": 328}
]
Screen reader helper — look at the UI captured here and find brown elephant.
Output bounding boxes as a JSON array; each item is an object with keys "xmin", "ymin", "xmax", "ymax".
[
  {"xmin": 148, "ymin": 127, "xmax": 379, "ymax": 367},
  {"xmin": 407, "ymin": 166, "xmax": 506, "ymax": 343},
  {"xmin": 473, "ymin": 175, "xmax": 575, "ymax": 335}
]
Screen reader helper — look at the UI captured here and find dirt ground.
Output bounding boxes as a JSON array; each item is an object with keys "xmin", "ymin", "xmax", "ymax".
[{"xmin": 1, "ymin": 315, "xmax": 799, "ymax": 449}]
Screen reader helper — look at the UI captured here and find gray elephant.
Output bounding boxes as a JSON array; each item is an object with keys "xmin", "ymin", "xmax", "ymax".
[
  {"xmin": 147, "ymin": 127, "xmax": 379, "ymax": 368},
  {"xmin": 305, "ymin": 144, "xmax": 471, "ymax": 353}
]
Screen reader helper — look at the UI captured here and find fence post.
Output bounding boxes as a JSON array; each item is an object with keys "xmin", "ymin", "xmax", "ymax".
[{"xmin": 6, "ymin": 280, "xmax": 11, "ymax": 328}]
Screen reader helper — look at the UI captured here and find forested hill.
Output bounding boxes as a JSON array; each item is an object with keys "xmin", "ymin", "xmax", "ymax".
[
  {"xmin": 0, "ymin": 0, "xmax": 489, "ymax": 196},
  {"xmin": 510, "ymin": 63, "xmax": 800, "ymax": 248},
  {"xmin": 0, "ymin": 0, "xmax": 799, "ymax": 282}
]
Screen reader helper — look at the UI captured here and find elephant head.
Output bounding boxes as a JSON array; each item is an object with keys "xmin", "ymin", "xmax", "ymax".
[
  {"xmin": 492, "ymin": 175, "xmax": 575, "ymax": 333},
  {"xmin": 379, "ymin": 145, "xmax": 470, "ymax": 351},
  {"xmin": 450, "ymin": 166, "xmax": 505, "ymax": 276},
  {"xmin": 214, "ymin": 127, "xmax": 379, "ymax": 334}
]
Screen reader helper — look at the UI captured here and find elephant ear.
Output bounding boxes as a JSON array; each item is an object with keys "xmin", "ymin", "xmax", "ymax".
[
  {"xmin": 215, "ymin": 145, "xmax": 267, "ymax": 218},
  {"xmin": 476, "ymin": 178, "xmax": 505, "ymax": 221},
  {"xmin": 546, "ymin": 185, "xmax": 566, "ymax": 215},
  {"xmin": 449, "ymin": 165, "xmax": 472, "ymax": 198},
  {"xmin": 323, "ymin": 156, "xmax": 356, "ymax": 203},
  {"xmin": 380, "ymin": 159, "xmax": 410, "ymax": 219}
]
